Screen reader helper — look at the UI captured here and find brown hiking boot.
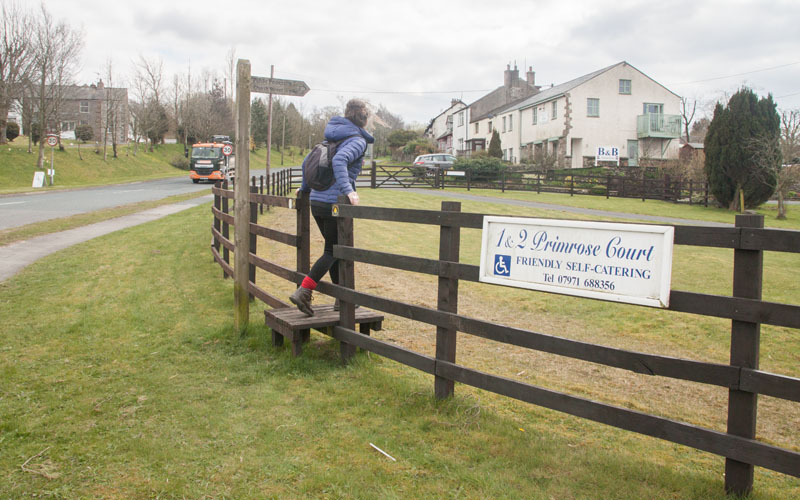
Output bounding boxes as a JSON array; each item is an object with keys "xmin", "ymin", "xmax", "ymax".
[{"xmin": 290, "ymin": 287, "xmax": 314, "ymax": 316}]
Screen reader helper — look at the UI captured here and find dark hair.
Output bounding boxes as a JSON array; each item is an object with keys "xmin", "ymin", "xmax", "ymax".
[{"xmin": 345, "ymin": 99, "xmax": 369, "ymax": 128}]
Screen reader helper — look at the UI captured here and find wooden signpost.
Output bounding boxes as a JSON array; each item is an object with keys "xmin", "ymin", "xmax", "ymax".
[{"xmin": 233, "ymin": 59, "xmax": 309, "ymax": 332}]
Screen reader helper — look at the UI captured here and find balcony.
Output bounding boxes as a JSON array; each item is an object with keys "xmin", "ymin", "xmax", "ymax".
[{"xmin": 637, "ymin": 113, "xmax": 681, "ymax": 139}]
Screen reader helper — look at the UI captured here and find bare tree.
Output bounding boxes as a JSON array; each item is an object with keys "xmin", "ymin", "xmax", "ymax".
[
  {"xmin": 128, "ymin": 64, "xmax": 148, "ymax": 155},
  {"xmin": 225, "ymin": 46, "xmax": 235, "ymax": 100},
  {"xmin": 0, "ymin": 0, "xmax": 33, "ymax": 144},
  {"xmin": 101, "ymin": 58, "xmax": 125, "ymax": 160},
  {"xmin": 680, "ymin": 97, "xmax": 696, "ymax": 143},
  {"xmin": 780, "ymin": 109, "xmax": 800, "ymax": 163},
  {"xmin": 31, "ymin": 3, "xmax": 83, "ymax": 168},
  {"xmin": 135, "ymin": 54, "xmax": 163, "ymax": 105}
]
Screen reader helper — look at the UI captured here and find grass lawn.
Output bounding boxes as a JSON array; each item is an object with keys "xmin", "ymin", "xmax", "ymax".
[
  {"xmin": 0, "ymin": 139, "xmax": 304, "ymax": 195},
  {"xmin": 441, "ymin": 187, "xmax": 800, "ymax": 229},
  {"xmin": 0, "ymin": 140, "xmax": 188, "ymax": 194},
  {"xmin": 1, "ymin": 190, "xmax": 797, "ymax": 498}
]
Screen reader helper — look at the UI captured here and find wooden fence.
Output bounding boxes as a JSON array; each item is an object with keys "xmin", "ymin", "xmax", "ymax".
[
  {"xmin": 210, "ymin": 182, "xmax": 799, "ymax": 496},
  {"xmin": 279, "ymin": 164, "xmax": 710, "ymax": 204}
]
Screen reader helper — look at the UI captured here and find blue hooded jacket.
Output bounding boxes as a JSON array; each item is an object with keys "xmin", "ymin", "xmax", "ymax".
[{"xmin": 301, "ymin": 116, "xmax": 375, "ymax": 204}]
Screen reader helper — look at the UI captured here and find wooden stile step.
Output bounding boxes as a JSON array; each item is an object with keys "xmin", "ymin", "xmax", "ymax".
[{"xmin": 265, "ymin": 304, "xmax": 383, "ymax": 357}]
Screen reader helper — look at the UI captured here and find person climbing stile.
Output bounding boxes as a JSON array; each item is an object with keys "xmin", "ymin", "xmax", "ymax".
[{"xmin": 289, "ymin": 99, "xmax": 374, "ymax": 316}]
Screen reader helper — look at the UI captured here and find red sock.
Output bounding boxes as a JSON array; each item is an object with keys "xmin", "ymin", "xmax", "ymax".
[{"xmin": 301, "ymin": 276, "xmax": 317, "ymax": 290}]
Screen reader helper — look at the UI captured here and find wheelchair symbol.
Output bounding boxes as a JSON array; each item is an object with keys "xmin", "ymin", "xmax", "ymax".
[{"xmin": 494, "ymin": 255, "xmax": 511, "ymax": 276}]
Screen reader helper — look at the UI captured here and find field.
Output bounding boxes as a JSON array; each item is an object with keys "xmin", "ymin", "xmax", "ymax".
[{"xmin": 1, "ymin": 188, "xmax": 798, "ymax": 498}]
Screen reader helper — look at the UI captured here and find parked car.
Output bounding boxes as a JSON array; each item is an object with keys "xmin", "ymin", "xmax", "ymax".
[{"xmin": 413, "ymin": 154, "xmax": 457, "ymax": 173}]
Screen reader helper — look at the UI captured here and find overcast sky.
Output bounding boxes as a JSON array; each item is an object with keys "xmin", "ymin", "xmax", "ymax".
[{"xmin": 46, "ymin": 0, "xmax": 800, "ymax": 126}]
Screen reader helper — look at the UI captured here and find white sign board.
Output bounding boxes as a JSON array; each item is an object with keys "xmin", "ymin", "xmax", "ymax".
[
  {"xmin": 32, "ymin": 171, "xmax": 45, "ymax": 188},
  {"xmin": 446, "ymin": 170, "xmax": 465, "ymax": 177},
  {"xmin": 595, "ymin": 146, "xmax": 619, "ymax": 165},
  {"xmin": 479, "ymin": 216, "xmax": 674, "ymax": 308}
]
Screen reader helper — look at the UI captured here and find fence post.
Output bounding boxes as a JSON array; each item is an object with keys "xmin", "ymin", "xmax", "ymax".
[
  {"xmin": 537, "ymin": 172, "xmax": 541, "ymax": 194},
  {"xmin": 213, "ymin": 181, "xmax": 221, "ymax": 256},
  {"xmin": 233, "ymin": 59, "xmax": 252, "ymax": 333},
  {"xmin": 467, "ymin": 169, "xmax": 471, "ymax": 191},
  {"xmin": 296, "ymin": 191, "xmax": 310, "ymax": 275},
  {"xmin": 704, "ymin": 182, "xmax": 709, "ymax": 207},
  {"xmin": 621, "ymin": 177, "xmax": 626, "ymax": 198},
  {"xmin": 221, "ymin": 179, "xmax": 230, "ymax": 279},
  {"xmin": 570, "ymin": 176, "xmax": 574, "ymax": 197},
  {"xmin": 642, "ymin": 177, "xmax": 646, "ymax": 202},
  {"xmin": 435, "ymin": 201, "xmax": 461, "ymax": 399},
  {"xmin": 259, "ymin": 175, "xmax": 264, "ymax": 214},
  {"xmin": 606, "ymin": 174, "xmax": 611, "ymax": 199},
  {"xmin": 371, "ymin": 160, "xmax": 377, "ymax": 189},
  {"xmin": 501, "ymin": 171, "xmax": 506, "ymax": 193},
  {"xmin": 248, "ymin": 184, "xmax": 258, "ymax": 303},
  {"xmin": 336, "ymin": 195, "xmax": 357, "ymax": 364},
  {"xmin": 724, "ymin": 213, "xmax": 764, "ymax": 496},
  {"xmin": 689, "ymin": 180, "xmax": 693, "ymax": 205}
]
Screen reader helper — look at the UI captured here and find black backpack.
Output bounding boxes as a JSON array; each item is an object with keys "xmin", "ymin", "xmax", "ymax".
[{"xmin": 303, "ymin": 135, "xmax": 362, "ymax": 191}]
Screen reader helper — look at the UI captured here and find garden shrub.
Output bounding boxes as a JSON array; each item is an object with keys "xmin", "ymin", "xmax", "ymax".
[
  {"xmin": 6, "ymin": 122, "xmax": 19, "ymax": 141},
  {"xmin": 170, "ymin": 155, "xmax": 190, "ymax": 170},
  {"xmin": 454, "ymin": 156, "xmax": 507, "ymax": 181}
]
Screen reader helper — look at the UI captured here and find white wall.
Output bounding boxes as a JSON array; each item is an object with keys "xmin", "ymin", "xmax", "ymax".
[
  {"xmin": 513, "ymin": 63, "xmax": 681, "ymax": 167},
  {"xmin": 567, "ymin": 64, "xmax": 681, "ymax": 165}
]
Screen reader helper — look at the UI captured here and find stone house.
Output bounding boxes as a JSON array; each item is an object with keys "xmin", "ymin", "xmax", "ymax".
[
  {"xmin": 57, "ymin": 80, "xmax": 129, "ymax": 143},
  {"xmin": 424, "ymin": 99, "xmax": 467, "ymax": 154},
  {"xmin": 432, "ymin": 61, "xmax": 682, "ymax": 167},
  {"xmin": 451, "ymin": 64, "xmax": 540, "ymax": 157}
]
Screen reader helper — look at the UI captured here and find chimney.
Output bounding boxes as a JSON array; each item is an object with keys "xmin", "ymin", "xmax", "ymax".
[
  {"xmin": 504, "ymin": 64, "xmax": 512, "ymax": 88},
  {"xmin": 97, "ymin": 79, "xmax": 105, "ymax": 90},
  {"xmin": 451, "ymin": 98, "xmax": 460, "ymax": 107},
  {"xmin": 527, "ymin": 66, "xmax": 535, "ymax": 86}
]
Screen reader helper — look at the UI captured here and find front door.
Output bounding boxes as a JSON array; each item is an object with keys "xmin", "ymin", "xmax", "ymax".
[{"xmin": 628, "ymin": 140, "xmax": 639, "ymax": 166}]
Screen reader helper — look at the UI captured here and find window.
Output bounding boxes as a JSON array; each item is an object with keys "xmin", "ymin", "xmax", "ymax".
[
  {"xmin": 458, "ymin": 138, "xmax": 464, "ymax": 151},
  {"xmin": 532, "ymin": 106, "xmax": 537, "ymax": 125},
  {"xmin": 643, "ymin": 103, "xmax": 663, "ymax": 114},
  {"xmin": 458, "ymin": 112, "xmax": 464, "ymax": 126},
  {"xmin": 508, "ymin": 114, "xmax": 513, "ymax": 132},
  {"xmin": 475, "ymin": 123, "xmax": 479, "ymax": 134},
  {"xmin": 80, "ymin": 101, "xmax": 89, "ymax": 113},
  {"xmin": 502, "ymin": 116, "xmax": 507, "ymax": 132},
  {"xmin": 587, "ymin": 98, "xmax": 600, "ymax": 117},
  {"xmin": 488, "ymin": 121, "xmax": 492, "ymax": 133},
  {"xmin": 79, "ymin": 119, "xmax": 88, "ymax": 126},
  {"xmin": 552, "ymin": 101, "xmax": 557, "ymax": 120},
  {"xmin": 619, "ymin": 79, "xmax": 631, "ymax": 94},
  {"xmin": 61, "ymin": 121, "xmax": 75, "ymax": 131},
  {"xmin": 509, "ymin": 148, "xmax": 513, "ymax": 162}
]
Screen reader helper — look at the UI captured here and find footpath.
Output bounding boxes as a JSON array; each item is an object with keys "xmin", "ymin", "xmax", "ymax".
[
  {"xmin": 0, "ymin": 195, "xmax": 212, "ymax": 282},
  {"xmin": 0, "ymin": 189, "xmax": 732, "ymax": 284}
]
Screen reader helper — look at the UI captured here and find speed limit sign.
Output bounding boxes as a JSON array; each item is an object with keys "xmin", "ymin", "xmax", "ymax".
[
  {"xmin": 46, "ymin": 135, "xmax": 58, "ymax": 147},
  {"xmin": 221, "ymin": 144, "xmax": 233, "ymax": 156}
]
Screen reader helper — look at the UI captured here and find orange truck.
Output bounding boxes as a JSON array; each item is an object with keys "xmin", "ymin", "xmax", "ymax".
[{"xmin": 188, "ymin": 141, "xmax": 230, "ymax": 183}]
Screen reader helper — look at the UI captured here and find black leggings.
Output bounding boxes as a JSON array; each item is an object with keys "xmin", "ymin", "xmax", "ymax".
[{"xmin": 308, "ymin": 203, "xmax": 339, "ymax": 284}]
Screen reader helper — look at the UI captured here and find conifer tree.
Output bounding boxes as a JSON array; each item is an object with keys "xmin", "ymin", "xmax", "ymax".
[
  {"xmin": 704, "ymin": 87, "xmax": 780, "ymax": 210},
  {"xmin": 488, "ymin": 129, "xmax": 502, "ymax": 158}
]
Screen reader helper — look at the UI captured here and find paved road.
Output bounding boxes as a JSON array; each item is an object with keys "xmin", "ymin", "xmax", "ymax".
[
  {"xmin": 0, "ymin": 176, "xmax": 210, "ymax": 230},
  {"xmin": 0, "ymin": 162, "xmax": 296, "ymax": 231}
]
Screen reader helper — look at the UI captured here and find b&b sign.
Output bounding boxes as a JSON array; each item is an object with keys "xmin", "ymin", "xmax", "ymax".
[
  {"xmin": 479, "ymin": 216, "xmax": 674, "ymax": 308},
  {"xmin": 595, "ymin": 146, "xmax": 619, "ymax": 165}
]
